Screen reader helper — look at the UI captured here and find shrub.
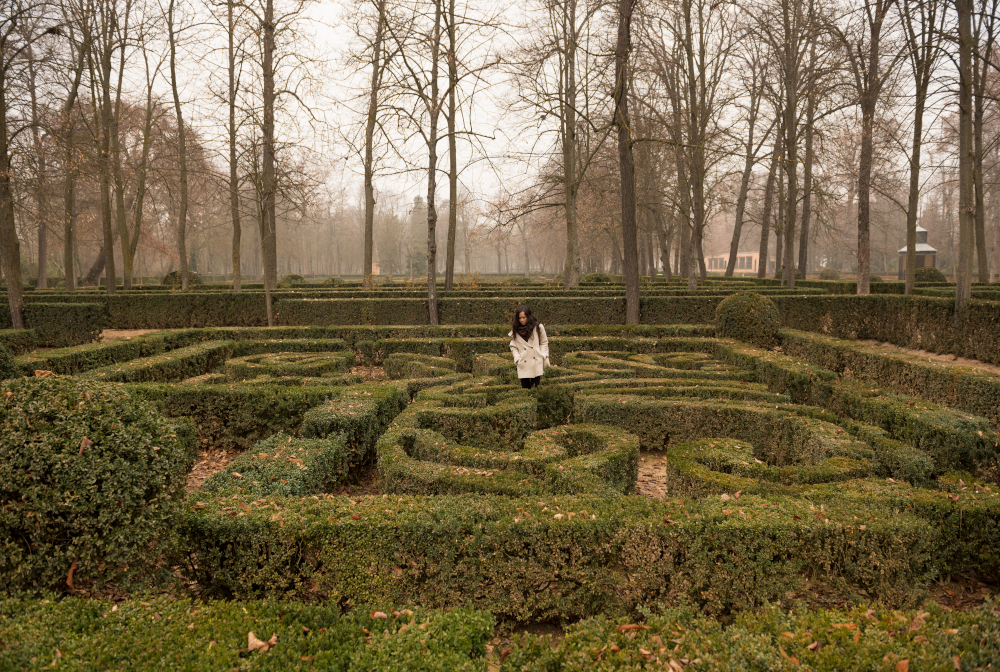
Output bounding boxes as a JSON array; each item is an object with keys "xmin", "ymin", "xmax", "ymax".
[
  {"xmin": 501, "ymin": 276, "xmax": 535, "ymax": 286},
  {"xmin": 0, "ymin": 328, "xmax": 37, "ymax": 355},
  {"xmin": 24, "ymin": 303, "xmax": 108, "ymax": 347},
  {"xmin": 915, "ymin": 266, "xmax": 947, "ymax": 282},
  {"xmin": 278, "ymin": 273, "xmax": 306, "ymax": 288},
  {"xmin": 0, "ymin": 377, "xmax": 194, "ymax": 591},
  {"xmin": 869, "ymin": 274, "xmax": 883, "ymax": 283},
  {"xmin": 323, "ymin": 275, "xmax": 346, "ymax": 286},
  {"xmin": 0, "ymin": 344, "xmax": 19, "ymax": 380},
  {"xmin": 818, "ymin": 267, "xmax": 840, "ymax": 281},
  {"xmin": 505, "ymin": 602, "xmax": 1000, "ymax": 671},
  {"xmin": 580, "ymin": 272, "xmax": 613, "ymax": 283},
  {"xmin": 203, "ymin": 432, "xmax": 350, "ymax": 496},
  {"xmin": 715, "ymin": 292, "xmax": 780, "ymax": 348},
  {"xmin": 384, "ymin": 353, "xmax": 457, "ymax": 379},
  {"xmin": 0, "ymin": 597, "xmax": 493, "ymax": 671},
  {"xmin": 774, "ymin": 268, "xmax": 804, "ymax": 280},
  {"xmin": 224, "ymin": 351, "xmax": 353, "ymax": 381},
  {"xmin": 161, "ymin": 270, "xmax": 203, "ymax": 287}
]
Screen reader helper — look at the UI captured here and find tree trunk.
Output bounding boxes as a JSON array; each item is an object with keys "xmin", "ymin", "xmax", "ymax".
[
  {"xmin": 445, "ymin": 0, "xmax": 458, "ymax": 290},
  {"xmin": 426, "ymin": 0, "xmax": 443, "ymax": 325},
  {"xmin": 168, "ymin": 0, "xmax": 189, "ymax": 291},
  {"xmin": 798, "ymin": 82, "xmax": 815, "ymax": 277},
  {"xmin": 956, "ymin": 0, "xmax": 975, "ymax": 311},
  {"xmin": 229, "ymin": 0, "xmax": 242, "ymax": 292},
  {"xmin": 615, "ymin": 0, "xmax": 638, "ymax": 323},
  {"xmin": 782, "ymin": 0, "xmax": 798, "ymax": 291},
  {"xmin": 262, "ymin": 0, "xmax": 277, "ymax": 322},
  {"xmin": 363, "ymin": 0, "xmax": 385, "ymax": 290},
  {"xmin": 96, "ymin": 25, "xmax": 118, "ymax": 295},
  {"xmin": 0, "ymin": 70, "xmax": 24, "ymax": 328},
  {"xmin": 562, "ymin": 0, "xmax": 581, "ymax": 288},
  {"xmin": 727, "ymin": 95, "xmax": 760, "ymax": 277},
  {"xmin": 758, "ymin": 131, "xmax": 782, "ymax": 278},
  {"xmin": 27, "ymin": 47, "xmax": 48, "ymax": 289}
]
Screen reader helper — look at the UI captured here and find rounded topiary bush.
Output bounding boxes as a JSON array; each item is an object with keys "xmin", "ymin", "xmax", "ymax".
[
  {"xmin": 161, "ymin": 270, "xmax": 203, "ymax": 287},
  {"xmin": 819, "ymin": 267, "xmax": 840, "ymax": 281},
  {"xmin": 0, "ymin": 377, "xmax": 195, "ymax": 591},
  {"xmin": 774, "ymin": 268, "xmax": 804, "ymax": 280},
  {"xmin": 278, "ymin": 273, "xmax": 306, "ymax": 287},
  {"xmin": 869, "ymin": 274, "xmax": 883, "ymax": 283},
  {"xmin": 323, "ymin": 275, "xmax": 346, "ymax": 286},
  {"xmin": 915, "ymin": 267, "xmax": 947, "ymax": 283},
  {"xmin": 580, "ymin": 272, "xmax": 613, "ymax": 283},
  {"xmin": 501, "ymin": 276, "xmax": 534, "ymax": 286},
  {"xmin": 715, "ymin": 292, "xmax": 781, "ymax": 348}
]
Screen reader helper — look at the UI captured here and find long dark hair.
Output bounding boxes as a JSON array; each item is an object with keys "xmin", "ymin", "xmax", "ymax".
[{"xmin": 512, "ymin": 304, "xmax": 539, "ymax": 339}]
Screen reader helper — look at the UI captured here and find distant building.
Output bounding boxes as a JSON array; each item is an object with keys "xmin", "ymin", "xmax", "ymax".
[
  {"xmin": 703, "ymin": 251, "xmax": 775, "ymax": 274},
  {"xmin": 897, "ymin": 226, "xmax": 937, "ymax": 279}
]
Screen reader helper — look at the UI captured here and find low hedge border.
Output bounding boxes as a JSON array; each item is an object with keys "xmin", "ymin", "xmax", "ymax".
[
  {"xmin": 224, "ymin": 351, "xmax": 354, "ymax": 381},
  {"xmin": 780, "ymin": 328, "xmax": 1000, "ymax": 431},
  {"xmin": 0, "ymin": 329, "xmax": 36, "ymax": 355},
  {"xmin": 132, "ymin": 382, "xmax": 343, "ymax": 453},
  {"xmin": 82, "ymin": 341, "xmax": 236, "ymax": 383},
  {"xmin": 299, "ymin": 382, "xmax": 410, "ymax": 465},
  {"xmin": 23, "ymin": 302, "xmax": 108, "ymax": 347},
  {"xmin": 413, "ymin": 397, "xmax": 537, "ymax": 451},
  {"xmin": 180, "ymin": 492, "xmax": 935, "ymax": 620},
  {"xmin": 0, "ymin": 597, "xmax": 492, "ymax": 671},
  {"xmin": 377, "ymin": 423, "xmax": 639, "ymax": 497},
  {"xmin": 385, "ymin": 353, "xmax": 458, "ymax": 379},
  {"xmin": 203, "ymin": 432, "xmax": 351, "ymax": 496},
  {"xmin": 505, "ymin": 601, "xmax": 1000, "ymax": 671}
]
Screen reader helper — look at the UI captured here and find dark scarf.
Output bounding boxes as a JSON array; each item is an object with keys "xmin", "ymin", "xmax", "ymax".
[{"xmin": 516, "ymin": 324, "xmax": 532, "ymax": 341}]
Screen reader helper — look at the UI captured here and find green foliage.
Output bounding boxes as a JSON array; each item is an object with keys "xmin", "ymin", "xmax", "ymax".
[
  {"xmin": 818, "ymin": 267, "xmax": 840, "ymax": 281},
  {"xmin": 0, "ymin": 597, "xmax": 493, "ymax": 671},
  {"xmin": 384, "ymin": 353, "xmax": 458, "ymax": 379},
  {"xmin": 915, "ymin": 266, "xmax": 947, "ymax": 282},
  {"xmin": 775, "ymin": 268, "xmax": 804, "ymax": 280},
  {"xmin": 299, "ymin": 382, "xmax": 409, "ymax": 464},
  {"xmin": 204, "ymin": 432, "xmax": 350, "ymax": 496},
  {"xmin": 504, "ymin": 602, "xmax": 1000, "ymax": 671},
  {"xmin": 278, "ymin": 273, "xmax": 306, "ymax": 287},
  {"xmin": 415, "ymin": 397, "xmax": 537, "ymax": 451},
  {"xmin": 133, "ymin": 382, "xmax": 341, "ymax": 453},
  {"xmin": 323, "ymin": 275, "xmax": 346, "ymax": 286},
  {"xmin": 869, "ymin": 274, "xmax": 883, "ymax": 283},
  {"xmin": 24, "ymin": 303, "xmax": 108, "ymax": 347},
  {"xmin": 580, "ymin": 273, "xmax": 613, "ymax": 283},
  {"xmin": 0, "ymin": 344, "xmax": 19, "ymax": 380},
  {"xmin": 161, "ymin": 270, "xmax": 203, "ymax": 287},
  {"xmin": 501, "ymin": 276, "xmax": 536, "ymax": 286},
  {"xmin": 0, "ymin": 377, "xmax": 193, "ymax": 591},
  {"xmin": 0, "ymin": 328, "xmax": 37, "ymax": 355},
  {"xmin": 83, "ymin": 341, "xmax": 235, "ymax": 383},
  {"xmin": 378, "ymin": 420, "xmax": 639, "ymax": 497},
  {"xmin": 715, "ymin": 292, "xmax": 781, "ymax": 348},
  {"xmin": 224, "ymin": 351, "xmax": 354, "ymax": 381},
  {"xmin": 182, "ymin": 492, "xmax": 934, "ymax": 616}
]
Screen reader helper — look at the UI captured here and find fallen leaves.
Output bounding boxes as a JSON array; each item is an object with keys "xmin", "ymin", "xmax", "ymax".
[
  {"xmin": 78, "ymin": 437, "xmax": 94, "ymax": 456},
  {"xmin": 34, "ymin": 370, "xmax": 55, "ymax": 378},
  {"xmin": 248, "ymin": 631, "xmax": 278, "ymax": 653},
  {"xmin": 615, "ymin": 624, "xmax": 651, "ymax": 633},
  {"xmin": 65, "ymin": 558, "xmax": 77, "ymax": 589}
]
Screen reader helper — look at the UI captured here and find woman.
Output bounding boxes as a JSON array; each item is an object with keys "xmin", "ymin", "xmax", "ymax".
[{"xmin": 508, "ymin": 305, "xmax": 549, "ymax": 389}]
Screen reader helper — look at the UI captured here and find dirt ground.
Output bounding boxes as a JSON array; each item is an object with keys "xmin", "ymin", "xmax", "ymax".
[{"xmin": 100, "ymin": 329, "xmax": 160, "ymax": 341}]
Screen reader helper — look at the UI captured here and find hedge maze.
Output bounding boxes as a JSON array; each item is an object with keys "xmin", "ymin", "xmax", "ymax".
[{"xmin": 3, "ymin": 290, "xmax": 1000, "ymax": 669}]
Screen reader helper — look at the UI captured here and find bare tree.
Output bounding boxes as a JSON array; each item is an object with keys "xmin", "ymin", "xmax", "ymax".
[
  {"xmin": 956, "ymin": 0, "xmax": 974, "ymax": 310},
  {"xmin": 899, "ymin": 0, "xmax": 945, "ymax": 294}
]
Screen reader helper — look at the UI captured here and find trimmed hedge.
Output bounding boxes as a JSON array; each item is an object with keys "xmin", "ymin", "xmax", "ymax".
[
  {"xmin": 414, "ymin": 397, "xmax": 537, "ymax": 451},
  {"xmin": 0, "ymin": 597, "xmax": 492, "ymax": 671},
  {"xmin": 24, "ymin": 302, "xmax": 108, "ymax": 347},
  {"xmin": 224, "ymin": 351, "xmax": 353, "ymax": 380},
  {"xmin": 378, "ymin": 423, "xmax": 639, "ymax": 496},
  {"xmin": 299, "ymin": 382, "xmax": 410, "ymax": 465},
  {"xmin": 0, "ymin": 328, "xmax": 36, "ymax": 355},
  {"xmin": 83, "ymin": 341, "xmax": 235, "ymax": 383},
  {"xmin": 1, "ymin": 377, "xmax": 194, "ymax": 591},
  {"xmin": 385, "ymin": 352, "xmax": 458, "ymax": 379},
  {"xmin": 505, "ymin": 602, "xmax": 1000, "ymax": 671},
  {"xmin": 715, "ymin": 292, "xmax": 781, "ymax": 348},
  {"xmin": 132, "ymin": 382, "xmax": 342, "ymax": 453},
  {"xmin": 181, "ymin": 492, "xmax": 934, "ymax": 618},
  {"xmin": 781, "ymin": 328, "xmax": 1000, "ymax": 430},
  {"xmin": 203, "ymin": 432, "xmax": 351, "ymax": 496}
]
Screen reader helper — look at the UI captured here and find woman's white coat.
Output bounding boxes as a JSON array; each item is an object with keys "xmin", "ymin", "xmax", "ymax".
[{"xmin": 508, "ymin": 323, "xmax": 549, "ymax": 379}]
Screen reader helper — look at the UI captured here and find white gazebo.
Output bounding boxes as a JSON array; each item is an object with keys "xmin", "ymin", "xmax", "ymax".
[{"xmin": 898, "ymin": 226, "xmax": 938, "ymax": 279}]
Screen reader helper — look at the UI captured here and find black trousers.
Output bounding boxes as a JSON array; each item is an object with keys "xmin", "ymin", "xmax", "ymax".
[{"xmin": 520, "ymin": 376, "xmax": 541, "ymax": 389}]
